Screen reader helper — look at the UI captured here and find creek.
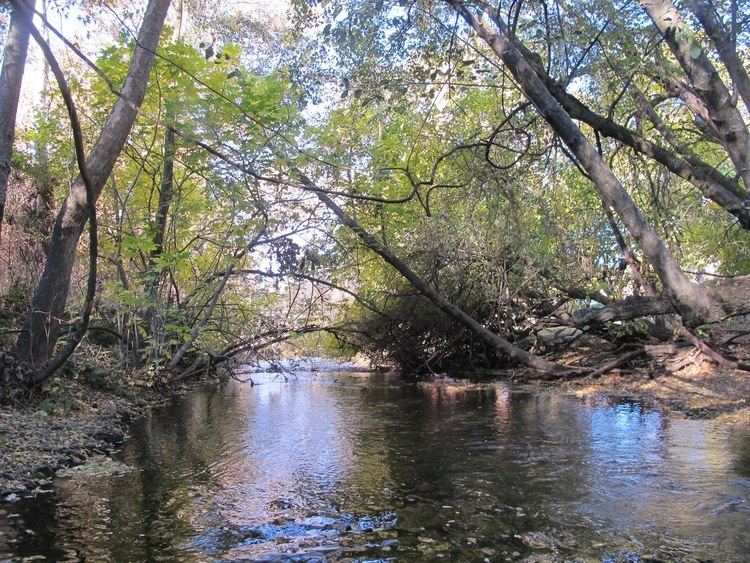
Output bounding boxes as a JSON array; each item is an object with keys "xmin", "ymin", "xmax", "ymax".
[{"xmin": 2, "ymin": 369, "xmax": 749, "ymax": 561}]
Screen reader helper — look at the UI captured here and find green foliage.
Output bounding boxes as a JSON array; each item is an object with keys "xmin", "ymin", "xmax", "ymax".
[
  {"xmin": 607, "ymin": 320, "xmax": 651, "ymax": 345},
  {"xmin": 3, "ymin": 0, "xmax": 749, "ymax": 380}
]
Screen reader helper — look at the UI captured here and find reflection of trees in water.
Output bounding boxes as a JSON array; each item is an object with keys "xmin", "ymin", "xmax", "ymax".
[
  {"xmin": 40, "ymin": 383, "xmax": 246, "ymax": 561},
  {"xmin": 12, "ymin": 378, "xmax": 749, "ymax": 561},
  {"xmin": 347, "ymin": 383, "xmax": 565, "ymax": 537},
  {"xmin": 484, "ymin": 390, "xmax": 605, "ymax": 531}
]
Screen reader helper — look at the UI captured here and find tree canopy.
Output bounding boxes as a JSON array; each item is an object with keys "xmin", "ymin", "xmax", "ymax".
[{"xmin": 1, "ymin": 0, "xmax": 749, "ymax": 387}]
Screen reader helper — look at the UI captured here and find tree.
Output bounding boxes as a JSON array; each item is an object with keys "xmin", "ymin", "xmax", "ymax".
[
  {"xmin": 447, "ymin": 0, "xmax": 750, "ymax": 326},
  {"xmin": 300, "ymin": 172, "xmax": 569, "ymax": 374},
  {"xmin": 0, "ymin": 0, "xmax": 34, "ymax": 243},
  {"xmin": 3, "ymin": 0, "xmax": 748, "ymax": 381},
  {"xmin": 288, "ymin": 0, "xmax": 750, "ymax": 371},
  {"xmin": 14, "ymin": 0, "xmax": 172, "ymax": 371}
]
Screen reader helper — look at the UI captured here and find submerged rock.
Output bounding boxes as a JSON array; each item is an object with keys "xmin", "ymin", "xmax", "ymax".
[{"xmin": 56, "ymin": 455, "xmax": 132, "ymax": 478}]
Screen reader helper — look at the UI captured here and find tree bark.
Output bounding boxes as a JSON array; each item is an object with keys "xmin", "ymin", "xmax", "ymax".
[
  {"xmin": 21, "ymin": 12, "xmax": 98, "ymax": 384},
  {"xmin": 449, "ymin": 1, "xmax": 712, "ymax": 326},
  {"xmin": 14, "ymin": 0, "xmax": 171, "ymax": 368},
  {"xmin": 298, "ymin": 171, "xmax": 569, "ymax": 375},
  {"xmin": 609, "ymin": 60, "xmax": 749, "ymax": 227},
  {"xmin": 141, "ymin": 125, "xmax": 176, "ymax": 362},
  {"xmin": 686, "ymin": 0, "xmax": 750, "ymax": 111},
  {"xmin": 510, "ymin": 27, "xmax": 749, "ymax": 227},
  {"xmin": 683, "ymin": 0, "xmax": 750, "ymax": 115},
  {"xmin": 0, "ymin": 0, "xmax": 34, "ymax": 243},
  {"xmin": 639, "ymin": 0, "xmax": 750, "ymax": 191}
]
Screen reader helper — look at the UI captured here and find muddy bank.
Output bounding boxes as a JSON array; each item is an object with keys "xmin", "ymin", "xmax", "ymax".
[{"xmin": 0, "ymin": 371, "xmax": 178, "ymax": 500}]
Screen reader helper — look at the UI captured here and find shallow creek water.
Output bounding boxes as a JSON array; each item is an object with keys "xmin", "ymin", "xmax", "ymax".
[{"xmin": 1, "ymin": 371, "xmax": 749, "ymax": 561}]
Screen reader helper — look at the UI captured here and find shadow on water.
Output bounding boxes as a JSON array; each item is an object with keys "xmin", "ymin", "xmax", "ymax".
[{"xmin": 1, "ymin": 372, "xmax": 749, "ymax": 561}]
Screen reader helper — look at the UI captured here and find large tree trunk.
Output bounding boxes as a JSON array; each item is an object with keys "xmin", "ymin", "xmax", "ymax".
[
  {"xmin": 640, "ymin": 0, "xmax": 750, "ymax": 191},
  {"xmin": 14, "ymin": 0, "xmax": 171, "ymax": 368},
  {"xmin": 299, "ymin": 172, "xmax": 569, "ymax": 375},
  {"xmin": 508, "ymin": 24, "xmax": 749, "ymax": 228},
  {"xmin": 448, "ymin": 1, "xmax": 712, "ymax": 327},
  {"xmin": 0, "ymin": 0, "xmax": 34, "ymax": 243}
]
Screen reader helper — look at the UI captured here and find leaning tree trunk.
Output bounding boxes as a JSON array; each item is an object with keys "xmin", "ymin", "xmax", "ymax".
[
  {"xmin": 0, "ymin": 0, "xmax": 34, "ymax": 243},
  {"xmin": 683, "ymin": 0, "xmax": 750, "ymax": 115},
  {"xmin": 298, "ymin": 172, "xmax": 570, "ymax": 376},
  {"xmin": 640, "ymin": 0, "xmax": 750, "ymax": 192},
  {"xmin": 21, "ymin": 9, "xmax": 99, "ymax": 385},
  {"xmin": 506, "ymin": 17, "xmax": 749, "ymax": 228},
  {"xmin": 448, "ymin": 1, "xmax": 713, "ymax": 327},
  {"xmin": 14, "ymin": 0, "xmax": 171, "ymax": 369}
]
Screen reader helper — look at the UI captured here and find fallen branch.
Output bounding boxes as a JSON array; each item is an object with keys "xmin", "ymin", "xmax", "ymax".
[
  {"xmin": 584, "ymin": 348, "xmax": 647, "ymax": 380},
  {"xmin": 567, "ymin": 295, "xmax": 674, "ymax": 326},
  {"xmin": 678, "ymin": 326, "xmax": 750, "ymax": 372},
  {"xmin": 298, "ymin": 169, "xmax": 575, "ymax": 376}
]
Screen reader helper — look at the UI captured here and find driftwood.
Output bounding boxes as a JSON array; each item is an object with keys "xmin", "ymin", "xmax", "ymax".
[{"xmin": 585, "ymin": 348, "xmax": 647, "ymax": 379}]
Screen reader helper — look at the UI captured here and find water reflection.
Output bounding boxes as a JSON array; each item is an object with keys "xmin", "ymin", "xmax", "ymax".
[{"xmin": 1, "ymin": 373, "xmax": 749, "ymax": 561}]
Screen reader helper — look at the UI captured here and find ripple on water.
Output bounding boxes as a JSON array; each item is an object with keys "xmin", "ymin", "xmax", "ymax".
[{"xmin": 2, "ymin": 373, "xmax": 749, "ymax": 562}]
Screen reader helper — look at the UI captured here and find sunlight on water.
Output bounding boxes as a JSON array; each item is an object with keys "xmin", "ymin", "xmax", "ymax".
[{"xmin": 1, "ymin": 372, "xmax": 749, "ymax": 561}]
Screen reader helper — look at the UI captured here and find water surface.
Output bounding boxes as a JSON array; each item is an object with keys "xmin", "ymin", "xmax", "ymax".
[{"xmin": 1, "ymin": 371, "xmax": 749, "ymax": 561}]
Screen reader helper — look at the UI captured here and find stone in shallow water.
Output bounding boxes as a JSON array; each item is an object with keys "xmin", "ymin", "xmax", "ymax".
[
  {"xmin": 301, "ymin": 516, "xmax": 336, "ymax": 529},
  {"xmin": 56, "ymin": 455, "xmax": 132, "ymax": 478}
]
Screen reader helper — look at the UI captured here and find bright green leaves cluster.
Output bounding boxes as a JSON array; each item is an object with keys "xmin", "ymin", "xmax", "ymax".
[{"xmin": 67, "ymin": 26, "xmax": 303, "ymax": 364}]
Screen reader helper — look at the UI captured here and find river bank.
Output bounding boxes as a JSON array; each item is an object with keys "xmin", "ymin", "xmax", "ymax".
[
  {"xmin": 0, "ymin": 372, "xmax": 169, "ymax": 500},
  {"xmin": 561, "ymin": 362, "xmax": 750, "ymax": 424},
  {"xmin": 553, "ymin": 336, "xmax": 750, "ymax": 424},
  {"xmin": 2, "ymin": 347, "xmax": 748, "ymax": 501}
]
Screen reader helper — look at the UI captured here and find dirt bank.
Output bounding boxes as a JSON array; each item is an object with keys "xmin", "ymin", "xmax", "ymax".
[
  {"xmin": 546, "ymin": 336, "xmax": 750, "ymax": 424},
  {"xmin": 559, "ymin": 361, "xmax": 750, "ymax": 424},
  {"xmin": 0, "ymin": 370, "xmax": 179, "ymax": 500}
]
